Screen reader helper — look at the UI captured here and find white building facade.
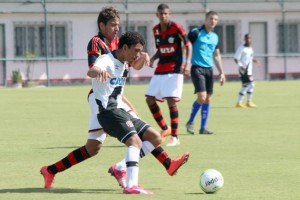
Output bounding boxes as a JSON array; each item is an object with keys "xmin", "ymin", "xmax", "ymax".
[{"xmin": 0, "ymin": 0, "xmax": 299, "ymax": 86}]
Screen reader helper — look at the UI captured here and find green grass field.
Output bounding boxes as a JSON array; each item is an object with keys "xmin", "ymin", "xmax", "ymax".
[{"xmin": 1, "ymin": 80, "xmax": 299, "ymax": 200}]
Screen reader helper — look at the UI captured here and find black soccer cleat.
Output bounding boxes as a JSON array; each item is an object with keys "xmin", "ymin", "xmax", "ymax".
[{"xmin": 199, "ymin": 128, "xmax": 214, "ymax": 134}]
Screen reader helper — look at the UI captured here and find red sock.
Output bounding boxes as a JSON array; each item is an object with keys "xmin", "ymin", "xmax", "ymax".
[
  {"xmin": 149, "ymin": 102, "xmax": 168, "ymax": 130},
  {"xmin": 151, "ymin": 146, "xmax": 171, "ymax": 169},
  {"xmin": 47, "ymin": 146, "xmax": 90, "ymax": 174},
  {"xmin": 169, "ymin": 105, "xmax": 179, "ymax": 136}
]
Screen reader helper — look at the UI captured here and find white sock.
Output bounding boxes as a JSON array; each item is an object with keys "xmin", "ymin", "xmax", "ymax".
[
  {"xmin": 237, "ymin": 86, "xmax": 248, "ymax": 102},
  {"xmin": 140, "ymin": 141, "xmax": 155, "ymax": 158},
  {"xmin": 247, "ymin": 82, "xmax": 255, "ymax": 101},
  {"xmin": 115, "ymin": 141, "xmax": 155, "ymax": 171},
  {"xmin": 126, "ymin": 146, "xmax": 140, "ymax": 188}
]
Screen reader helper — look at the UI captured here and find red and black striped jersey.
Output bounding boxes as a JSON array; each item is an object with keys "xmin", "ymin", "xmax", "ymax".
[
  {"xmin": 153, "ymin": 21, "xmax": 189, "ymax": 74},
  {"xmin": 87, "ymin": 32, "xmax": 119, "ymax": 68}
]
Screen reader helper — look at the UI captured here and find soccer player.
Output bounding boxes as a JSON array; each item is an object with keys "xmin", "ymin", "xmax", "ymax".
[
  {"xmin": 146, "ymin": 3, "xmax": 192, "ymax": 146},
  {"xmin": 88, "ymin": 31, "xmax": 188, "ymax": 194},
  {"xmin": 40, "ymin": 6, "xmax": 189, "ymax": 192},
  {"xmin": 185, "ymin": 11, "xmax": 226, "ymax": 135},
  {"xmin": 234, "ymin": 33, "xmax": 259, "ymax": 108}
]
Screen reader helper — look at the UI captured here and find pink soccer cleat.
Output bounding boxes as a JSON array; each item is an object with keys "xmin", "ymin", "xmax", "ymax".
[
  {"xmin": 123, "ymin": 185, "xmax": 153, "ymax": 195},
  {"xmin": 40, "ymin": 166, "xmax": 55, "ymax": 189},
  {"xmin": 108, "ymin": 164, "xmax": 127, "ymax": 188}
]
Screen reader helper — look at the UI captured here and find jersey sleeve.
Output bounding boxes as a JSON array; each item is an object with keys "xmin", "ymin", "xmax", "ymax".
[
  {"xmin": 188, "ymin": 27, "xmax": 199, "ymax": 44},
  {"xmin": 175, "ymin": 22, "xmax": 189, "ymax": 46},
  {"xmin": 234, "ymin": 46, "xmax": 243, "ymax": 60},
  {"xmin": 94, "ymin": 54, "xmax": 109, "ymax": 71}
]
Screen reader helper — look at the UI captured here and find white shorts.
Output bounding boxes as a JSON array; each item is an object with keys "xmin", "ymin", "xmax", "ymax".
[
  {"xmin": 87, "ymin": 92, "xmax": 138, "ymax": 143},
  {"xmin": 145, "ymin": 73, "xmax": 183, "ymax": 102},
  {"xmin": 88, "ymin": 93, "xmax": 106, "ymax": 143}
]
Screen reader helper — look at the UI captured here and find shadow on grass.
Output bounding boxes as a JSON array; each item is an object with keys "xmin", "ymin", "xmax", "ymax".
[
  {"xmin": 185, "ymin": 192, "xmax": 205, "ymax": 195},
  {"xmin": 40, "ymin": 145, "xmax": 124, "ymax": 150},
  {"xmin": 0, "ymin": 187, "xmax": 118, "ymax": 194}
]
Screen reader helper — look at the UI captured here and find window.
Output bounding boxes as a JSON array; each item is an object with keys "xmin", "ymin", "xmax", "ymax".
[
  {"xmin": 278, "ymin": 23, "xmax": 299, "ymax": 53},
  {"xmin": 119, "ymin": 23, "xmax": 148, "ymax": 52},
  {"xmin": 214, "ymin": 24, "xmax": 235, "ymax": 54},
  {"xmin": 14, "ymin": 22, "xmax": 69, "ymax": 58}
]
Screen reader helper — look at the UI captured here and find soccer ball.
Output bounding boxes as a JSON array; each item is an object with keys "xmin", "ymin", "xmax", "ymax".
[{"xmin": 200, "ymin": 169, "xmax": 224, "ymax": 193}]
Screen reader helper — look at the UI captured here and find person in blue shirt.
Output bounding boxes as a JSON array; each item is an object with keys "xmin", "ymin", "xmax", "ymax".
[{"xmin": 185, "ymin": 11, "xmax": 226, "ymax": 135}]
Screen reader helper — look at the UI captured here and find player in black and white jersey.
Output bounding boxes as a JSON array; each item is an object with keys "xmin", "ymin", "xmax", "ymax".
[
  {"xmin": 234, "ymin": 33, "xmax": 260, "ymax": 108},
  {"xmin": 89, "ymin": 31, "xmax": 189, "ymax": 195}
]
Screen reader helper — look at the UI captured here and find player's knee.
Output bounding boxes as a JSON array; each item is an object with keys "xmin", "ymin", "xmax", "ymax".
[
  {"xmin": 151, "ymin": 135, "xmax": 161, "ymax": 147},
  {"xmin": 142, "ymin": 128, "xmax": 161, "ymax": 147},
  {"xmin": 197, "ymin": 96, "xmax": 207, "ymax": 104},
  {"xmin": 146, "ymin": 97, "xmax": 155, "ymax": 105},
  {"xmin": 242, "ymin": 82, "xmax": 249, "ymax": 87},
  {"xmin": 85, "ymin": 142, "xmax": 102, "ymax": 156}
]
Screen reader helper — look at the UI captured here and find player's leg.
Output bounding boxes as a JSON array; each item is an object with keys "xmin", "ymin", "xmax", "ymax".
[
  {"xmin": 40, "ymin": 92, "xmax": 104, "ymax": 189},
  {"xmin": 99, "ymin": 109, "xmax": 152, "ymax": 194},
  {"xmin": 246, "ymin": 78, "xmax": 256, "ymax": 107},
  {"xmin": 236, "ymin": 84, "xmax": 248, "ymax": 108},
  {"xmin": 186, "ymin": 100, "xmax": 201, "ymax": 134},
  {"xmin": 236, "ymin": 72, "xmax": 249, "ymax": 108},
  {"xmin": 109, "ymin": 119, "xmax": 190, "ymax": 187},
  {"xmin": 145, "ymin": 75, "xmax": 170, "ymax": 140},
  {"xmin": 157, "ymin": 73, "xmax": 182, "ymax": 146},
  {"xmin": 141, "ymin": 127, "xmax": 189, "ymax": 175},
  {"xmin": 199, "ymin": 68, "xmax": 214, "ymax": 134},
  {"xmin": 166, "ymin": 98, "xmax": 180, "ymax": 146},
  {"xmin": 186, "ymin": 67, "xmax": 203, "ymax": 132},
  {"xmin": 40, "ymin": 131, "xmax": 106, "ymax": 188}
]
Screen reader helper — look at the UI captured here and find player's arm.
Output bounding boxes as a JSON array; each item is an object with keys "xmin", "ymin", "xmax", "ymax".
[
  {"xmin": 131, "ymin": 52, "xmax": 150, "ymax": 70},
  {"xmin": 149, "ymin": 50, "xmax": 160, "ymax": 68},
  {"xmin": 87, "ymin": 65, "xmax": 111, "ymax": 82},
  {"xmin": 253, "ymin": 58, "xmax": 260, "ymax": 66},
  {"xmin": 234, "ymin": 47, "xmax": 244, "ymax": 68},
  {"xmin": 214, "ymin": 48, "xmax": 225, "ymax": 86},
  {"xmin": 183, "ymin": 41, "xmax": 192, "ymax": 76}
]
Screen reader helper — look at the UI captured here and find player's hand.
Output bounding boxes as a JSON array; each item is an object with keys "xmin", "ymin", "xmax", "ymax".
[
  {"xmin": 131, "ymin": 52, "xmax": 150, "ymax": 70},
  {"xmin": 239, "ymin": 66, "xmax": 246, "ymax": 74},
  {"xmin": 140, "ymin": 52, "xmax": 150, "ymax": 67},
  {"xmin": 219, "ymin": 73, "xmax": 225, "ymax": 86},
  {"xmin": 97, "ymin": 70, "xmax": 111, "ymax": 82},
  {"xmin": 183, "ymin": 62, "xmax": 191, "ymax": 77},
  {"xmin": 149, "ymin": 58, "xmax": 155, "ymax": 68}
]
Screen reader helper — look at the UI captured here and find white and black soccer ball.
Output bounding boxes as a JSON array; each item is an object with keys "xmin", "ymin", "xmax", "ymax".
[{"xmin": 200, "ymin": 169, "xmax": 224, "ymax": 193}]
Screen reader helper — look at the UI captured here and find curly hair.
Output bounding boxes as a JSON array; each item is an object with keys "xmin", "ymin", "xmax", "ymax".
[{"xmin": 118, "ymin": 31, "xmax": 146, "ymax": 49}]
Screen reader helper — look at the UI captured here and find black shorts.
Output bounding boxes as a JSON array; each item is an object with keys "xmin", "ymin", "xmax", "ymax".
[
  {"xmin": 98, "ymin": 108, "xmax": 150, "ymax": 143},
  {"xmin": 239, "ymin": 67, "xmax": 252, "ymax": 84},
  {"xmin": 191, "ymin": 65, "xmax": 214, "ymax": 94}
]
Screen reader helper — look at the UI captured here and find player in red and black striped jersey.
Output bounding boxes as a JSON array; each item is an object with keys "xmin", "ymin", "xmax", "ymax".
[{"xmin": 146, "ymin": 3, "xmax": 192, "ymax": 146}]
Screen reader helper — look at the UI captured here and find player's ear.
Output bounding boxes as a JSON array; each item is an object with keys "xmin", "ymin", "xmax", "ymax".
[
  {"xmin": 122, "ymin": 44, "xmax": 129, "ymax": 51},
  {"xmin": 99, "ymin": 22, "xmax": 105, "ymax": 32}
]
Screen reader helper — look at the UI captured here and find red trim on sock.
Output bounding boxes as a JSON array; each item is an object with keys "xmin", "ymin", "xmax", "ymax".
[{"xmin": 157, "ymin": 151, "xmax": 168, "ymax": 164}]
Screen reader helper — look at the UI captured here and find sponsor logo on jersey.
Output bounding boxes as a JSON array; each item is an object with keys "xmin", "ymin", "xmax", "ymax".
[
  {"xmin": 159, "ymin": 45, "xmax": 176, "ymax": 56},
  {"xmin": 110, "ymin": 77, "xmax": 126, "ymax": 86}
]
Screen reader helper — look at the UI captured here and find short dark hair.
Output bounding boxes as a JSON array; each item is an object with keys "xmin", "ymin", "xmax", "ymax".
[
  {"xmin": 157, "ymin": 3, "xmax": 169, "ymax": 11},
  {"xmin": 118, "ymin": 31, "xmax": 146, "ymax": 49},
  {"xmin": 97, "ymin": 6, "xmax": 119, "ymax": 29},
  {"xmin": 205, "ymin": 11, "xmax": 218, "ymax": 18},
  {"xmin": 244, "ymin": 33, "xmax": 251, "ymax": 39}
]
